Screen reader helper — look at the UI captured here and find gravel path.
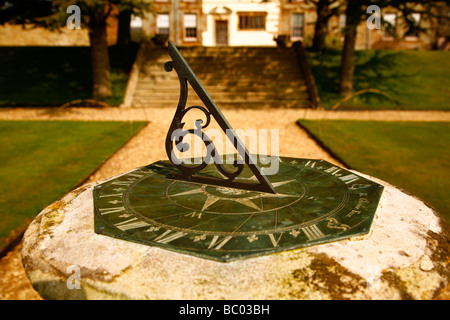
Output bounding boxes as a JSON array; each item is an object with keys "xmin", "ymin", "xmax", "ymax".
[
  {"xmin": 0, "ymin": 106, "xmax": 449, "ymax": 122},
  {"xmin": 0, "ymin": 106, "xmax": 448, "ymax": 300}
]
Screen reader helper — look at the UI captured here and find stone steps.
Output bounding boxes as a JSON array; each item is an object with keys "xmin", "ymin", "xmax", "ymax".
[
  {"xmin": 136, "ymin": 77, "xmax": 305, "ymax": 84},
  {"xmin": 130, "ymin": 46, "xmax": 312, "ymax": 108},
  {"xmin": 132, "ymin": 100, "xmax": 310, "ymax": 108},
  {"xmin": 132, "ymin": 92, "xmax": 310, "ymax": 101},
  {"xmin": 134, "ymin": 81, "xmax": 307, "ymax": 88}
]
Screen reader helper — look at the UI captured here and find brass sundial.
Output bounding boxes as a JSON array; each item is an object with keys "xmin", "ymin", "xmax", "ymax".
[{"xmin": 93, "ymin": 42, "xmax": 383, "ymax": 262}]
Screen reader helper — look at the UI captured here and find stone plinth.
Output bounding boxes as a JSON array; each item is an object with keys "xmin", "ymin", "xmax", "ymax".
[{"xmin": 21, "ymin": 172, "xmax": 450, "ymax": 300}]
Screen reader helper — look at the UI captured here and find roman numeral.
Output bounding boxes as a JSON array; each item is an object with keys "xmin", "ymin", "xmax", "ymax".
[
  {"xmin": 268, "ymin": 233, "xmax": 284, "ymax": 248},
  {"xmin": 126, "ymin": 170, "xmax": 148, "ymax": 179},
  {"xmin": 99, "ymin": 193, "xmax": 122, "ymax": 198},
  {"xmin": 325, "ymin": 166, "xmax": 341, "ymax": 176},
  {"xmin": 111, "ymin": 180, "xmax": 135, "ymax": 186},
  {"xmin": 208, "ymin": 235, "xmax": 232, "ymax": 250},
  {"xmin": 185, "ymin": 211, "xmax": 202, "ymax": 219},
  {"xmin": 339, "ymin": 174, "xmax": 359, "ymax": 184},
  {"xmin": 154, "ymin": 230, "xmax": 187, "ymax": 244},
  {"xmin": 99, "ymin": 207, "xmax": 126, "ymax": 215},
  {"xmin": 115, "ymin": 218, "xmax": 150, "ymax": 231},
  {"xmin": 305, "ymin": 160, "xmax": 316, "ymax": 168},
  {"xmin": 301, "ymin": 225, "xmax": 325, "ymax": 241}
]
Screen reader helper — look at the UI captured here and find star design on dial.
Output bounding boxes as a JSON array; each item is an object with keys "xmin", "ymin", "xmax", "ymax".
[
  {"xmin": 93, "ymin": 157, "xmax": 383, "ymax": 262},
  {"xmin": 168, "ymin": 179, "xmax": 297, "ymax": 212}
]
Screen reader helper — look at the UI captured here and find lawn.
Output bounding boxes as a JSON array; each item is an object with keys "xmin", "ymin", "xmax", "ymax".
[
  {"xmin": 0, "ymin": 44, "xmax": 138, "ymax": 106},
  {"xmin": 307, "ymin": 49, "xmax": 450, "ymax": 110},
  {"xmin": 297, "ymin": 120, "xmax": 450, "ymax": 223},
  {"xmin": 0, "ymin": 120, "xmax": 147, "ymax": 250}
]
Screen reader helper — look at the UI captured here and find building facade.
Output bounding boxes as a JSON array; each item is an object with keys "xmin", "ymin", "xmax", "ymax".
[
  {"xmin": 141, "ymin": 0, "xmax": 205, "ymax": 46},
  {"xmin": 201, "ymin": 0, "xmax": 279, "ymax": 46},
  {"xmin": 142, "ymin": 0, "xmax": 317, "ymax": 47},
  {"xmin": 140, "ymin": 0, "xmax": 442, "ymax": 49}
]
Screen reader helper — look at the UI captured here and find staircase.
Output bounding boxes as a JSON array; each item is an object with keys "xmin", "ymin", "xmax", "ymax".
[{"xmin": 129, "ymin": 45, "xmax": 312, "ymax": 108}]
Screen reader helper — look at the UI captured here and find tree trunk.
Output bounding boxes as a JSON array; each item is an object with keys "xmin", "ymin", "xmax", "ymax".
[
  {"xmin": 338, "ymin": 26, "xmax": 357, "ymax": 95},
  {"xmin": 117, "ymin": 10, "xmax": 131, "ymax": 46},
  {"xmin": 312, "ymin": 0, "xmax": 331, "ymax": 51},
  {"xmin": 338, "ymin": 0, "xmax": 362, "ymax": 96},
  {"xmin": 89, "ymin": 17, "xmax": 112, "ymax": 100}
]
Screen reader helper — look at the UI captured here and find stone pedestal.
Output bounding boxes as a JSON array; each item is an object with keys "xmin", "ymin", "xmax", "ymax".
[{"xmin": 22, "ymin": 172, "xmax": 449, "ymax": 300}]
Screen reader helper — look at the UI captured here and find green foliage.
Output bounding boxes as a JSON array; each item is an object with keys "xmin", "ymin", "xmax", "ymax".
[
  {"xmin": 0, "ymin": 0, "xmax": 53, "ymax": 25},
  {"xmin": 298, "ymin": 120, "xmax": 450, "ymax": 223},
  {"xmin": 342, "ymin": 0, "xmax": 444, "ymax": 29},
  {"xmin": 0, "ymin": 44, "xmax": 138, "ymax": 106},
  {"xmin": 0, "ymin": 120, "xmax": 147, "ymax": 249},
  {"xmin": 307, "ymin": 49, "xmax": 450, "ymax": 110},
  {"xmin": 0, "ymin": 1, "xmax": 152, "ymax": 101},
  {"xmin": 0, "ymin": 0, "xmax": 153, "ymax": 29}
]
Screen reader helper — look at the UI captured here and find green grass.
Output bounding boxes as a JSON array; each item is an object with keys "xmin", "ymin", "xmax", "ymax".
[
  {"xmin": 0, "ymin": 44, "xmax": 138, "ymax": 106},
  {"xmin": 307, "ymin": 49, "xmax": 450, "ymax": 110},
  {"xmin": 0, "ymin": 120, "xmax": 147, "ymax": 249},
  {"xmin": 298, "ymin": 120, "xmax": 450, "ymax": 223}
]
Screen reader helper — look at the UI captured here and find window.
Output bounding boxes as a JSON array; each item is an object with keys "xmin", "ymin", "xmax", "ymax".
[
  {"xmin": 339, "ymin": 13, "xmax": 346, "ymax": 32},
  {"xmin": 130, "ymin": 15, "xmax": 143, "ymax": 31},
  {"xmin": 291, "ymin": 13, "xmax": 304, "ymax": 40},
  {"xmin": 184, "ymin": 14, "xmax": 197, "ymax": 40},
  {"xmin": 405, "ymin": 13, "xmax": 420, "ymax": 39},
  {"xmin": 156, "ymin": 14, "xmax": 169, "ymax": 35},
  {"xmin": 383, "ymin": 13, "xmax": 396, "ymax": 38},
  {"xmin": 238, "ymin": 12, "xmax": 267, "ymax": 30}
]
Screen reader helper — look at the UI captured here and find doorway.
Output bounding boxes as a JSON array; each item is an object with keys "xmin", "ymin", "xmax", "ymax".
[{"xmin": 215, "ymin": 20, "xmax": 228, "ymax": 46}]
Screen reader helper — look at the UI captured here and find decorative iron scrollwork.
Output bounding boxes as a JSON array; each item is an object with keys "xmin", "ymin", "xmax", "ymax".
[{"xmin": 164, "ymin": 41, "xmax": 276, "ymax": 194}]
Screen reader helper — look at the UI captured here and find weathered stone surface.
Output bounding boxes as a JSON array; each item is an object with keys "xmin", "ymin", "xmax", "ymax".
[{"xmin": 22, "ymin": 171, "xmax": 450, "ymax": 300}]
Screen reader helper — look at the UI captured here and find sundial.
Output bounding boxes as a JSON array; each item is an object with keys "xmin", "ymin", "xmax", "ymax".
[{"xmin": 93, "ymin": 42, "xmax": 383, "ymax": 262}]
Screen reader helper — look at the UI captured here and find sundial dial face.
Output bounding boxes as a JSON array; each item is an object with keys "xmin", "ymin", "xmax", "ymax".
[
  {"xmin": 92, "ymin": 41, "xmax": 383, "ymax": 262},
  {"xmin": 93, "ymin": 156, "xmax": 383, "ymax": 262}
]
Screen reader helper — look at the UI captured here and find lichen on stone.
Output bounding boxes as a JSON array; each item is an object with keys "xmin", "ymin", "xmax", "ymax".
[{"xmin": 286, "ymin": 252, "xmax": 366, "ymax": 300}]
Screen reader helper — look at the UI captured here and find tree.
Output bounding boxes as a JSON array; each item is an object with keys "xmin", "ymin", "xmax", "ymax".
[
  {"xmin": 117, "ymin": 9, "xmax": 132, "ymax": 45},
  {"xmin": 338, "ymin": 0, "xmax": 364, "ymax": 95},
  {"xmin": 84, "ymin": 1, "xmax": 115, "ymax": 100},
  {"xmin": 307, "ymin": 0, "xmax": 342, "ymax": 51},
  {"xmin": 338, "ymin": 0, "xmax": 447, "ymax": 95},
  {"xmin": 0, "ymin": 0, "xmax": 151, "ymax": 101},
  {"xmin": 116, "ymin": 1, "xmax": 153, "ymax": 46}
]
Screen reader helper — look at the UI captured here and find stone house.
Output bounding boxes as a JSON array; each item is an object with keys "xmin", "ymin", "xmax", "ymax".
[
  {"xmin": 141, "ymin": 0, "xmax": 204, "ymax": 46},
  {"xmin": 140, "ymin": 0, "xmax": 444, "ymax": 49},
  {"xmin": 141, "ymin": 0, "xmax": 317, "ymax": 47}
]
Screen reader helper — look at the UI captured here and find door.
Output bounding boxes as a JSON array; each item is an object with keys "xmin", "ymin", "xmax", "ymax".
[{"xmin": 215, "ymin": 20, "xmax": 228, "ymax": 46}]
